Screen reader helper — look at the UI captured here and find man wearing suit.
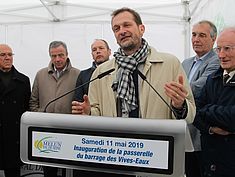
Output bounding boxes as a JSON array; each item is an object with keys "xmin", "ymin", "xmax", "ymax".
[
  {"xmin": 182, "ymin": 20, "xmax": 220, "ymax": 177},
  {"xmin": 73, "ymin": 39, "xmax": 111, "ymax": 102},
  {"xmin": 73, "ymin": 39, "xmax": 110, "ymax": 177},
  {"xmin": 194, "ymin": 27, "xmax": 235, "ymax": 177}
]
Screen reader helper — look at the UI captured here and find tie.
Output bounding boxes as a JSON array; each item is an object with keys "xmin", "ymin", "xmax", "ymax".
[
  {"xmin": 188, "ymin": 60, "xmax": 201, "ymax": 83},
  {"xmin": 223, "ymin": 74, "xmax": 230, "ymax": 85}
]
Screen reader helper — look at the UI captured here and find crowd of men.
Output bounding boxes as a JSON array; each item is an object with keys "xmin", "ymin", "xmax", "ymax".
[{"xmin": 0, "ymin": 7, "xmax": 235, "ymax": 177}]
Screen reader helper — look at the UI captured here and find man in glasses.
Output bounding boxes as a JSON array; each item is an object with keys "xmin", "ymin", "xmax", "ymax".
[
  {"xmin": 193, "ymin": 27, "xmax": 235, "ymax": 177},
  {"xmin": 182, "ymin": 20, "xmax": 220, "ymax": 177},
  {"xmin": 29, "ymin": 41, "xmax": 80, "ymax": 177},
  {"xmin": 0, "ymin": 44, "xmax": 31, "ymax": 177}
]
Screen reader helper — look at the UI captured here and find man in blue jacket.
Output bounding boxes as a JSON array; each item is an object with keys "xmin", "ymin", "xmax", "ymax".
[{"xmin": 194, "ymin": 27, "xmax": 235, "ymax": 177}]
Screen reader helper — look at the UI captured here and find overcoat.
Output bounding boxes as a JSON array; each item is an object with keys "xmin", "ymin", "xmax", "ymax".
[
  {"xmin": 0, "ymin": 66, "xmax": 31, "ymax": 169},
  {"xmin": 29, "ymin": 59, "xmax": 80, "ymax": 113},
  {"xmin": 89, "ymin": 47, "xmax": 195, "ymax": 123}
]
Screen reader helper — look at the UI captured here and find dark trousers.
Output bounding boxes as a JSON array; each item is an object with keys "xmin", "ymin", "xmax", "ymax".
[
  {"xmin": 73, "ymin": 170, "xmax": 135, "ymax": 177},
  {"xmin": 43, "ymin": 166, "xmax": 66, "ymax": 177},
  {"xmin": 185, "ymin": 151, "xmax": 203, "ymax": 177},
  {"xmin": 4, "ymin": 168, "xmax": 21, "ymax": 177}
]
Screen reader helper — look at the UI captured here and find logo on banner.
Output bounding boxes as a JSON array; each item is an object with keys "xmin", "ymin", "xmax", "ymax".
[{"xmin": 34, "ymin": 136, "xmax": 62, "ymax": 153}]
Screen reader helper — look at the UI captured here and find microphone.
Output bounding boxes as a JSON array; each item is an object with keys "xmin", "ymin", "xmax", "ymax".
[
  {"xmin": 43, "ymin": 68, "xmax": 115, "ymax": 112},
  {"xmin": 136, "ymin": 69, "xmax": 177, "ymax": 117},
  {"xmin": 97, "ymin": 68, "xmax": 115, "ymax": 79}
]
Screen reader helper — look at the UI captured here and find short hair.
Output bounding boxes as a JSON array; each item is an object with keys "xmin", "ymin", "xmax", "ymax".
[
  {"xmin": 196, "ymin": 20, "xmax": 217, "ymax": 38},
  {"xmin": 49, "ymin": 41, "xmax": 68, "ymax": 55},
  {"xmin": 92, "ymin": 39, "xmax": 110, "ymax": 50},
  {"xmin": 111, "ymin": 7, "xmax": 143, "ymax": 25},
  {"xmin": 220, "ymin": 27, "xmax": 235, "ymax": 35}
]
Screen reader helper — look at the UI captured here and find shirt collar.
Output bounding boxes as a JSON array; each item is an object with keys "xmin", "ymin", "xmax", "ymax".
[
  {"xmin": 195, "ymin": 51, "xmax": 211, "ymax": 61},
  {"xmin": 223, "ymin": 70, "xmax": 235, "ymax": 79},
  {"xmin": 54, "ymin": 64, "xmax": 67, "ymax": 73},
  {"xmin": 53, "ymin": 63, "xmax": 67, "ymax": 78}
]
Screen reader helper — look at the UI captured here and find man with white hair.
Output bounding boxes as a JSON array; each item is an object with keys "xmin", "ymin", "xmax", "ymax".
[{"xmin": 194, "ymin": 27, "xmax": 235, "ymax": 177}]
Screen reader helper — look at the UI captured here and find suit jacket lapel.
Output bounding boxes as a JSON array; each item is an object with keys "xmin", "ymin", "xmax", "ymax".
[{"xmin": 185, "ymin": 57, "xmax": 196, "ymax": 76}]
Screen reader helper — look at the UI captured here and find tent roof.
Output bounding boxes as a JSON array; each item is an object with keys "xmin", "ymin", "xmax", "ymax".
[
  {"xmin": 0, "ymin": 0, "xmax": 205, "ymax": 25},
  {"xmin": 0, "ymin": 0, "xmax": 215, "ymax": 84}
]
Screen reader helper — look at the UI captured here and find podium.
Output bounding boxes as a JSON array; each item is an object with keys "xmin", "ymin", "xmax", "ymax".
[{"xmin": 20, "ymin": 111, "xmax": 193, "ymax": 177}]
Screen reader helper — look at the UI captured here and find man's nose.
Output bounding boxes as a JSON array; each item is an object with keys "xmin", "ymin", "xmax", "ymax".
[
  {"xmin": 193, "ymin": 35, "xmax": 200, "ymax": 41},
  {"xmin": 119, "ymin": 26, "xmax": 127, "ymax": 36},
  {"xmin": 218, "ymin": 50, "xmax": 226, "ymax": 58}
]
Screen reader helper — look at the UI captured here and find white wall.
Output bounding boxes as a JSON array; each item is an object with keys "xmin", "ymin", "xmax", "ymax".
[
  {"xmin": 0, "ymin": 22, "xmax": 185, "ymax": 85},
  {"xmin": 189, "ymin": 0, "xmax": 235, "ymax": 56},
  {"xmin": 6, "ymin": 0, "xmax": 235, "ymax": 86}
]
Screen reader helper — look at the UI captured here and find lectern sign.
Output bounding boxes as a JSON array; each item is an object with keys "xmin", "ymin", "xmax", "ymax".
[{"xmin": 29, "ymin": 127, "xmax": 174, "ymax": 174}]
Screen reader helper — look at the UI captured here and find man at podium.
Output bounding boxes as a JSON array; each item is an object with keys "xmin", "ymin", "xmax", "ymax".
[{"xmin": 72, "ymin": 7, "xmax": 196, "ymax": 177}]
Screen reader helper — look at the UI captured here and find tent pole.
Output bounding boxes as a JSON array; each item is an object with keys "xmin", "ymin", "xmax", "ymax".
[
  {"xmin": 39, "ymin": 0, "xmax": 60, "ymax": 22},
  {"xmin": 182, "ymin": 0, "xmax": 191, "ymax": 59}
]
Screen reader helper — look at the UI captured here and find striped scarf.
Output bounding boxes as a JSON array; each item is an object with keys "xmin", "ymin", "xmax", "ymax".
[{"xmin": 112, "ymin": 38, "xmax": 149, "ymax": 113}]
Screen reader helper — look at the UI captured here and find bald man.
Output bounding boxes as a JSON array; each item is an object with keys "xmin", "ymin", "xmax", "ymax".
[
  {"xmin": 194, "ymin": 27, "xmax": 235, "ymax": 177},
  {"xmin": 0, "ymin": 44, "xmax": 31, "ymax": 177}
]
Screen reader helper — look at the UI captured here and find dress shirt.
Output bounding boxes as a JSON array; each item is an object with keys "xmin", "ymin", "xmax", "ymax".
[
  {"xmin": 188, "ymin": 57, "xmax": 202, "ymax": 83},
  {"xmin": 188, "ymin": 52, "xmax": 213, "ymax": 83},
  {"xmin": 223, "ymin": 70, "xmax": 235, "ymax": 84}
]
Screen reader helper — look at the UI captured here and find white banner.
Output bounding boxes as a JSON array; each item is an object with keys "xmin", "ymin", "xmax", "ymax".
[{"xmin": 31, "ymin": 131, "xmax": 172, "ymax": 171}]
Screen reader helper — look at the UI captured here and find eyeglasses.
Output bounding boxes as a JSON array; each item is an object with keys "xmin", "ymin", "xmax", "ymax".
[
  {"xmin": 0, "ymin": 53, "xmax": 14, "ymax": 57},
  {"xmin": 50, "ymin": 53, "xmax": 66, "ymax": 59},
  {"xmin": 214, "ymin": 45, "xmax": 235, "ymax": 54}
]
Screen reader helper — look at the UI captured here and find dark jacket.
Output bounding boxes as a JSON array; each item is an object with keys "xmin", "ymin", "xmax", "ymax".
[
  {"xmin": 73, "ymin": 63, "xmax": 96, "ymax": 102},
  {"xmin": 182, "ymin": 50, "xmax": 220, "ymax": 151},
  {"xmin": 193, "ymin": 67, "xmax": 235, "ymax": 177},
  {"xmin": 0, "ymin": 66, "xmax": 31, "ymax": 169}
]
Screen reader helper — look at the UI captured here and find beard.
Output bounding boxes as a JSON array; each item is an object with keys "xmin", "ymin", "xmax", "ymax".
[
  {"xmin": 118, "ymin": 39, "xmax": 137, "ymax": 52},
  {"xmin": 118, "ymin": 34, "xmax": 142, "ymax": 54}
]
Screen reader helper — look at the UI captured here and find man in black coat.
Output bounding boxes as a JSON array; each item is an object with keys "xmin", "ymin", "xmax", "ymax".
[
  {"xmin": 73, "ymin": 39, "xmax": 111, "ymax": 102},
  {"xmin": 73, "ymin": 39, "xmax": 111, "ymax": 177},
  {"xmin": 194, "ymin": 27, "xmax": 235, "ymax": 177},
  {"xmin": 0, "ymin": 44, "xmax": 31, "ymax": 177}
]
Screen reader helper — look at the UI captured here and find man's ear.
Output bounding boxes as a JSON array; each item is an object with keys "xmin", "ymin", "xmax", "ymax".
[
  {"xmin": 139, "ymin": 24, "xmax": 145, "ymax": 35},
  {"xmin": 212, "ymin": 36, "xmax": 216, "ymax": 42}
]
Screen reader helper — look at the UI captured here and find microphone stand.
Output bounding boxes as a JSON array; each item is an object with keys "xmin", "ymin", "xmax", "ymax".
[
  {"xmin": 43, "ymin": 68, "xmax": 115, "ymax": 112},
  {"xmin": 136, "ymin": 69, "xmax": 178, "ymax": 117}
]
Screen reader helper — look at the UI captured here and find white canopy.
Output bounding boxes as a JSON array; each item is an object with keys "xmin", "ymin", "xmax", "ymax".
[
  {"xmin": 0, "ymin": 0, "xmax": 195, "ymax": 24},
  {"xmin": 0, "ymin": 0, "xmax": 234, "ymax": 83}
]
